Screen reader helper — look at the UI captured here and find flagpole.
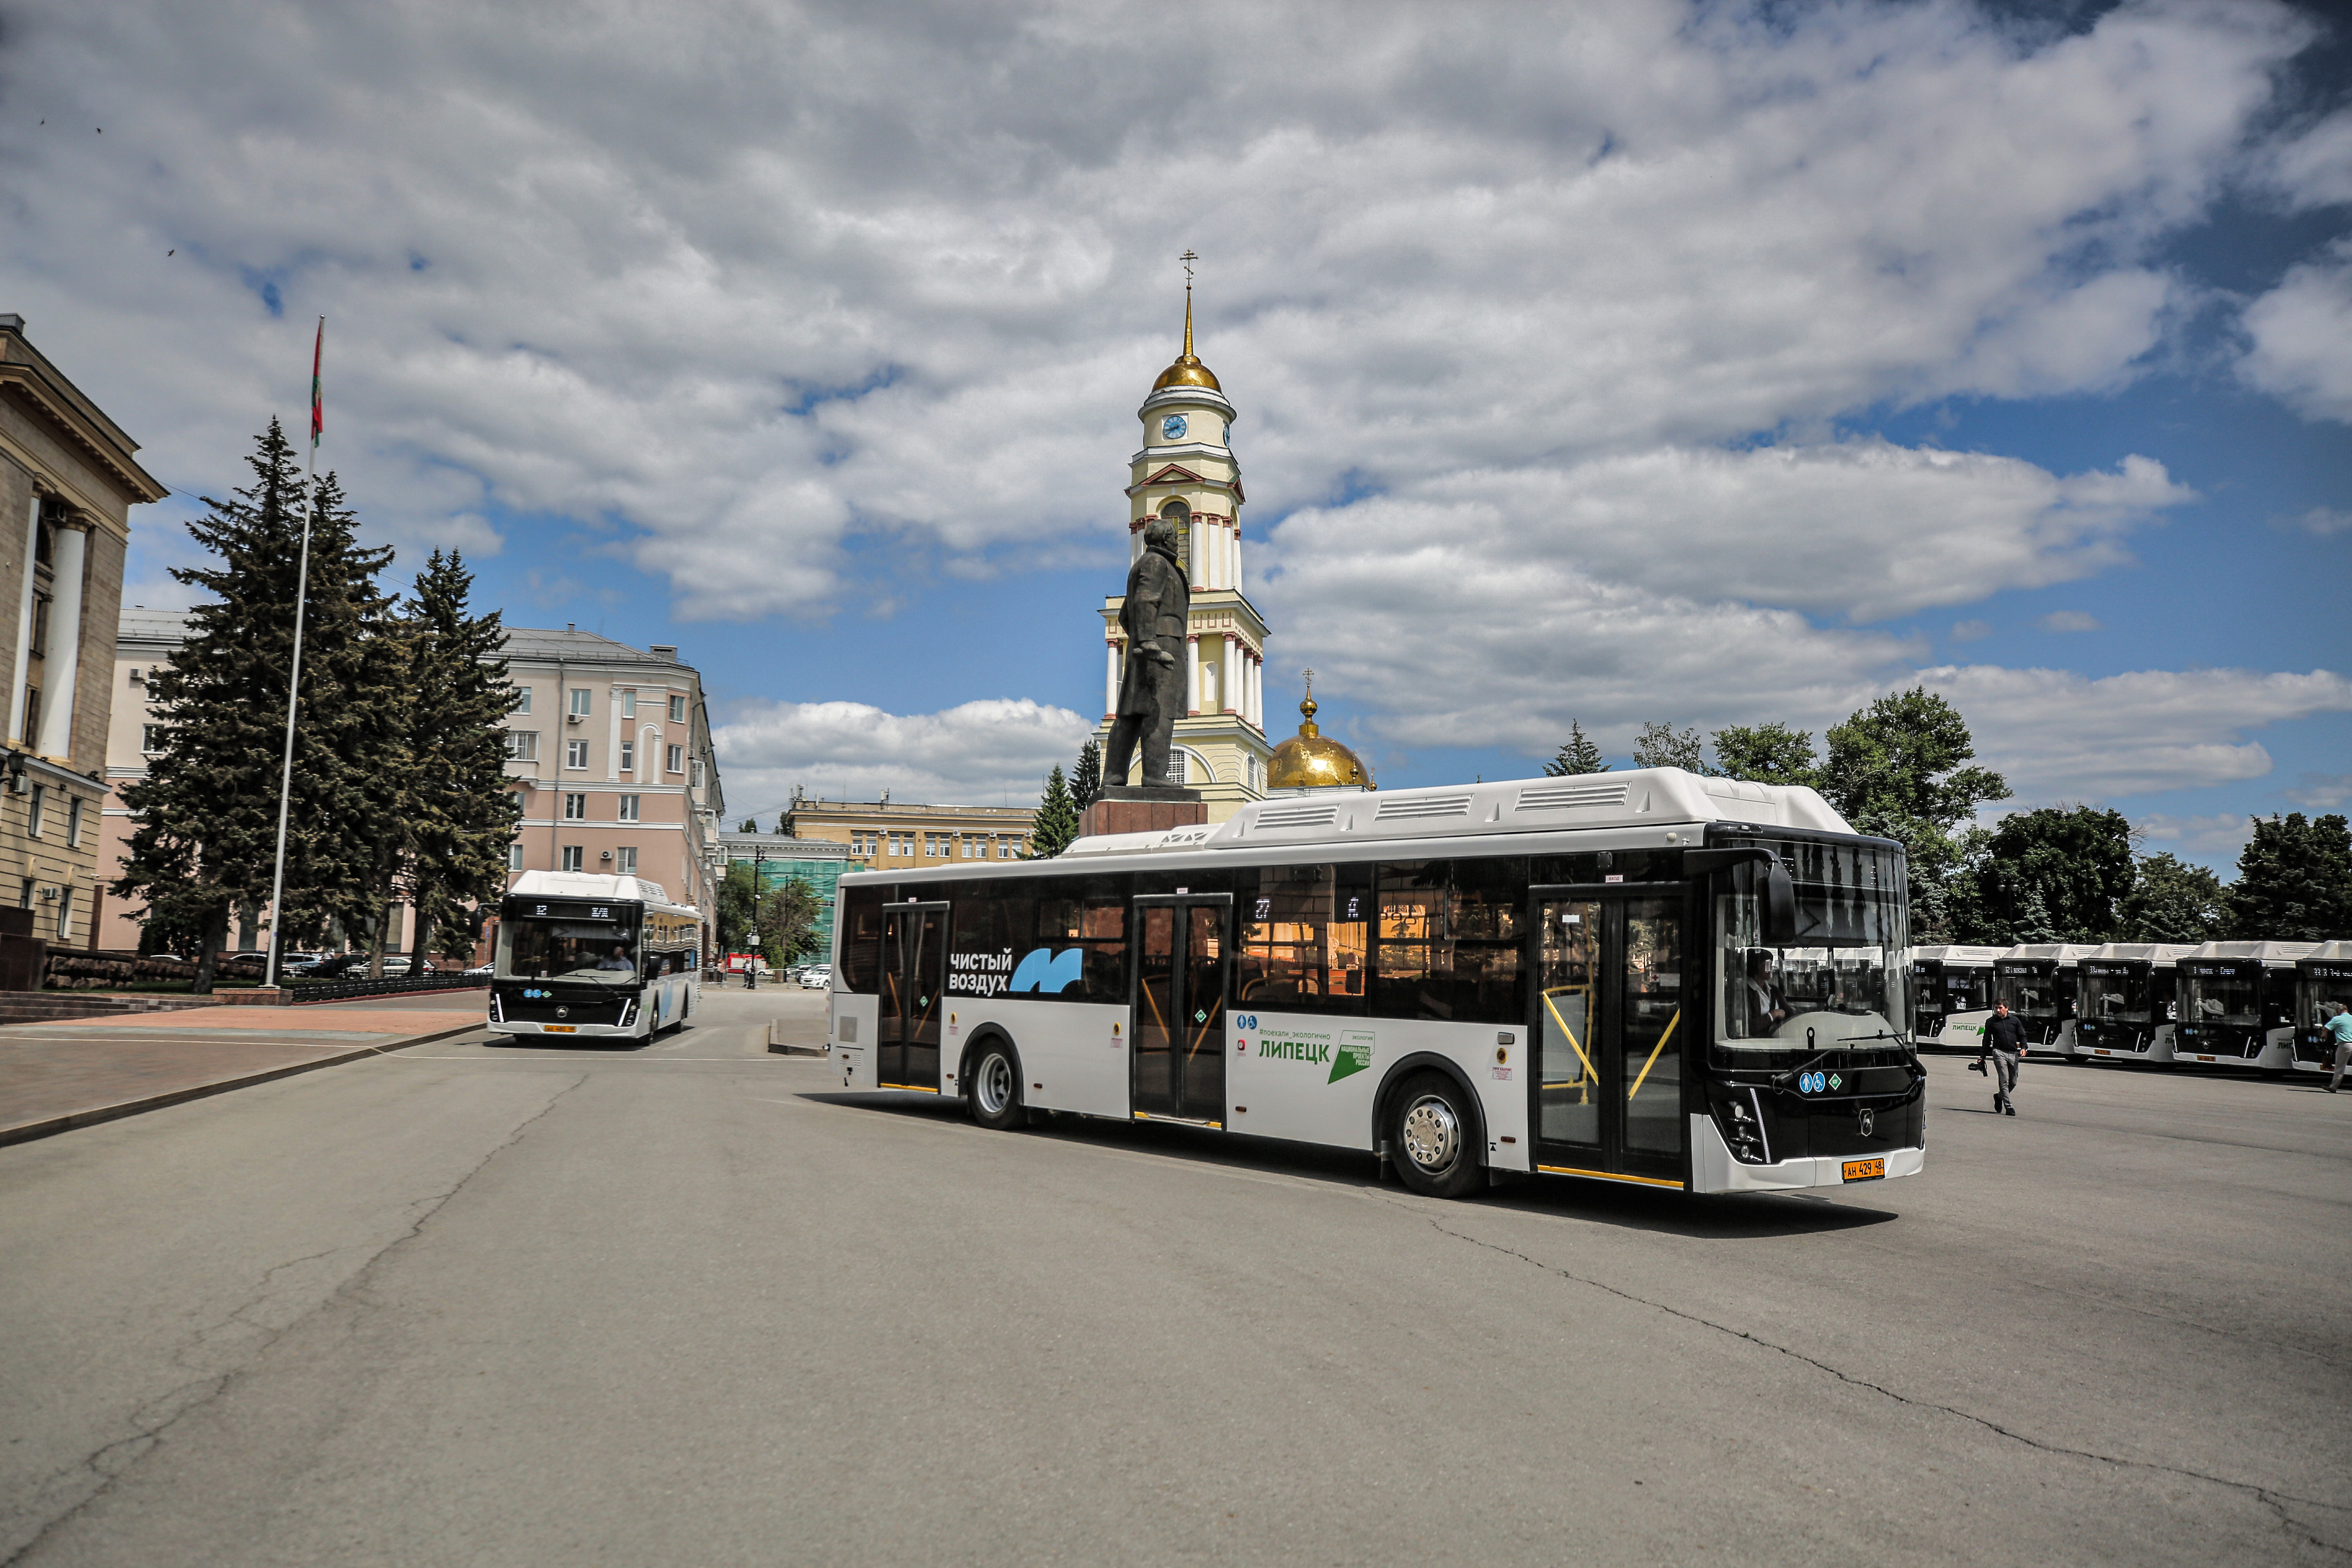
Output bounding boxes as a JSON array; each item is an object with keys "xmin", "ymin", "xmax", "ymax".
[{"xmin": 264, "ymin": 318, "xmax": 323, "ymax": 990}]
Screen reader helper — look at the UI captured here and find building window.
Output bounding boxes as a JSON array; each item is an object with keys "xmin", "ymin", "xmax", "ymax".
[
  {"xmin": 619, "ymin": 740, "xmax": 634, "ymax": 774},
  {"xmin": 18, "ymin": 878, "xmax": 31, "ymax": 909},
  {"xmin": 141, "ymin": 724, "xmax": 167, "ymax": 754},
  {"xmin": 670, "ymin": 695, "xmax": 687, "ymax": 724},
  {"xmin": 621, "ymin": 691, "xmax": 637, "ymax": 719},
  {"xmin": 691, "ymin": 760, "xmax": 705, "ymax": 788},
  {"xmin": 566, "ymin": 739, "xmax": 590, "ymax": 769},
  {"xmin": 998, "ymin": 837, "xmax": 1012, "ymax": 860},
  {"xmin": 506, "ymin": 731, "xmax": 540, "ymax": 762},
  {"xmin": 55, "ymin": 886, "xmax": 72, "ymax": 943},
  {"xmin": 561, "ymin": 845, "xmax": 584, "ymax": 872},
  {"xmin": 667, "ymin": 744, "xmax": 684, "ymax": 773},
  {"xmin": 618, "ymin": 795, "xmax": 640, "ymax": 822},
  {"xmin": 66, "ymin": 795, "xmax": 82, "ymax": 848},
  {"xmin": 563, "ymin": 793, "xmax": 588, "ymax": 821},
  {"xmin": 510, "ymin": 686, "xmax": 532, "ymax": 714},
  {"xmin": 509, "ymin": 842, "xmax": 525, "ymax": 871},
  {"xmin": 569, "ymin": 688, "xmax": 593, "ymax": 717},
  {"xmin": 618, "ymin": 846, "xmax": 638, "ymax": 874},
  {"xmin": 26, "ymin": 785, "xmax": 43, "ymax": 838}
]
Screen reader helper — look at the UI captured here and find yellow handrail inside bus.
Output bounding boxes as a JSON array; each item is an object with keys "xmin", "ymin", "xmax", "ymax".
[
  {"xmin": 1628, "ymin": 1008, "xmax": 1682, "ymax": 1102},
  {"xmin": 1542, "ymin": 987, "xmax": 1596, "ymax": 1085}
]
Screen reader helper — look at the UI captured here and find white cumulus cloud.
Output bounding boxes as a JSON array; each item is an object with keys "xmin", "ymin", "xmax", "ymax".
[{"xmin": 713, "ymin": 697, "xmax": 1095, "ymax": 814}]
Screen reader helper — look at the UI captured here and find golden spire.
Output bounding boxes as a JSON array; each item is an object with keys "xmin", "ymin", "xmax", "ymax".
[
  {"xmin": 1299, "ymin": 667, "xmax": 1318, "ymax": 735},
  {"xmin": 1153, "ymin": 249, "xmax": 1221, "ymax": 392}
]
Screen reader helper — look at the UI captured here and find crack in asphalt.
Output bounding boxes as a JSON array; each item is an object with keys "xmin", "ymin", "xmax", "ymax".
[
  {"xmin": 1, "ymin": 1073, "xmax": 589, "ymax": 1567},
  {"xmin": 1387, "ymin": 1196, "xmax": 2352, "ymax": 1559}
]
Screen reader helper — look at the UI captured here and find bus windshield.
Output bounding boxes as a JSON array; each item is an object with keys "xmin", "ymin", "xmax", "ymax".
[
  {"xmin": 2305, "ymin": 976, "xmax": 2352, "ymax": 1030},
  {"xmin": 2078, "ymin": 967, "xmax": 2151, "ymax": 1024},
  {"xmin": 1714, "ymin": 839, "xmax": 1906, "ymax": 1049},
  {"xmin": 499, "ymin": 911, "xmax": 641, "ymax": 985},
  {"xmin": 2183, "ymin": 969, "xmax": 2258, "ymax": 1027},
  {"xmin": 1996, "ymin": 968, "xmax": 2065, "ymax": 1019},
  {"xmin": 1941, "ymin": 968, "xmax": 1993, "ymax": 1011}
]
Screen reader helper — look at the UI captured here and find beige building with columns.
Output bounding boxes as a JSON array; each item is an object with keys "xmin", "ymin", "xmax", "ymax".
[
  {"xmin": 1096, "ymin": 293, "xmax": 1273, "ymax": 820},
  {"xmin": 0, "ymin": 315, "xmax": 164, "ymax": 951}
]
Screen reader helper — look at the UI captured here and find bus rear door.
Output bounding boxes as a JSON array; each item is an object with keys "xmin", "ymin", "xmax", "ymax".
[
  {"xmin": 1528, "ymin": 886, "xmax": 1688, "ymax": 1189},
  {"xmin": 879, "ymin": 902, "xmax": 949, "ymax": 1091}
]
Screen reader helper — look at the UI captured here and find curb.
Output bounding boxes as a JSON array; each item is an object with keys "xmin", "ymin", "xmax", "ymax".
[
  {"xmin": 0, "ymin": 1018, "xmax": 489, "ymax": 1149},
  {"xmin": 767, "ymin": 1019, "xmax": 829, "ymax": 1056}
]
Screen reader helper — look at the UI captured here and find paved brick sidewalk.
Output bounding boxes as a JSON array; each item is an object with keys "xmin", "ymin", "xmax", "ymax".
[{"xmin": 0, "ymin": 1004, "xmax": 487, "ymax": 1147}]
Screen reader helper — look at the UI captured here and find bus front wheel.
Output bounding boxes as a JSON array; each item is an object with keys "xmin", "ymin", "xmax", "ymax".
[
  {"xmin": 969, "ymin": 1040, "xmax": 1023, "ymax": 1131},
  {"xmin": 1388, "ymin": 1072, "xmax": 1482, "ymax": 1199}
]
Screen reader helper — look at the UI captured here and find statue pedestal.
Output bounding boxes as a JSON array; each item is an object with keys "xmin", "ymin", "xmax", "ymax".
[{"xmin": 1080, "ymin": 785, "xmax": 1207, "ymax": 840}]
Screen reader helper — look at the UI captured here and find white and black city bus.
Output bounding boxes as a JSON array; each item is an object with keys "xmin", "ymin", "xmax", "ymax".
[
  {"xmin": 2073, "ymin": 943, "xmax": 2201, "ymax": 1065},
  {"xmin": 489, "ymin": 870, "xmax": 703, "ymax": 1042},
  {"xmin": 824, "ymin": 769, "xmax": 1925, "ymax": 1198},
  {"xmin": 1905, "ymin": 945, "xmax": 2006, "ymax": 1044},
  {"xmin": 2174, "ymin": 941, "xmax": 2321, "ymax": 1071},
  {"xmin": 2293, "ymin": 942, "xmax": 2352, "ymax": 1075}
]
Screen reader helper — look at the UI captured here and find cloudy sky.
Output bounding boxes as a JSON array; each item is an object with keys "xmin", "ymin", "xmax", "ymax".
[{"xmin": 4, "ymin": 0, "xmax": 2347, "ymax": 863}]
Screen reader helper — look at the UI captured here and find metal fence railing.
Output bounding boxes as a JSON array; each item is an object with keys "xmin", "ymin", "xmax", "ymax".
[{"xmin": 286, "ymin": 973, "xmax": 489, "ymax": 1004}]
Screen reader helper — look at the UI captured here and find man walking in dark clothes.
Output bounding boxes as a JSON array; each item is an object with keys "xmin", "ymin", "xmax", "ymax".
[{"xmin": 1979, "ymin": 1000, "xmax": 2027, "ymax": 1116}]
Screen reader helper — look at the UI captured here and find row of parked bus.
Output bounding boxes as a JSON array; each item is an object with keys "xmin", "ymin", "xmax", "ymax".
[{"xmin": 1907, "ymin": 940, "xmax": 2352, "ymax": 1073}]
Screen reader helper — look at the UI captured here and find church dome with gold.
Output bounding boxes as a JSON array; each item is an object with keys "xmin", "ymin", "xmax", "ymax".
[
  {"xmin": 1151, "ymin": 295, "xmax": 1222, "ymax": 392},
  {"xmin": 1266, "ymin": 685, "xmax": 1374, "ymax": 793}
]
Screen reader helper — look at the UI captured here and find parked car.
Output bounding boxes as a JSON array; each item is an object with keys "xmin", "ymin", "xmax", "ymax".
[
  {"xmin": 798, "ymin": 966, "xmax": 831, "ymax": 990},
  {"xmin": 296, "ymin": 953, "xmax": 370, "ymax": 979},
  {"xmin": 463, "ymin": 962, "xmax": 494, "ymax": 977},
  {"xmin": 381, "ymin": 957, "xmax": 437, "ymax": 976}
]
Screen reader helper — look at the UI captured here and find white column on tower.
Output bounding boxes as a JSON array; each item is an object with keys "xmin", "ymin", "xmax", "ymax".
[
  {"xmin": 1105, "ymin": 639, "xmax": 1120, "ymax": 719},
  {"xmin": 1185, "ymin": 634, "xmax": 1201, "ymax": 716},
  {"xmin": 1227, "ymin": 520, "xmax": 1239, "ymax": 593},
  {"xmin": 1250, "ymin": 653, "xmax": 1264, "ymax": 730},
  {"xmin": 1187, "ymin": 523, "xmax": 1203, "ymax": 592},
  {"xmin": 1222, "ymin": 634, "xmax": 1240, "ymax": 713}
]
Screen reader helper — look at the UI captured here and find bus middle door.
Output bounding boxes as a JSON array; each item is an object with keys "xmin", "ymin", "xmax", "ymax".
[
  {"xmin": 1131, "ymin": 894, "xmax": 1230, "ymax": 1127},
  {"xmin": 1528, "ymin": 886, "xmax": 1687, "ymax": 1189},
  {"xmin": 879, "ymin": 901, "xmax": 949, "ymax": 1092}
]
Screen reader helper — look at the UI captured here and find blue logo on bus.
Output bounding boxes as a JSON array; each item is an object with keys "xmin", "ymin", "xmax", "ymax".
[
  {"xmin": 1800, "ymin": 1071, "xmax": 1826, "ymax": 1094},
  {"xmin": 1009, "ymin": 948, "xmax": 1084, "ymax": 994}
]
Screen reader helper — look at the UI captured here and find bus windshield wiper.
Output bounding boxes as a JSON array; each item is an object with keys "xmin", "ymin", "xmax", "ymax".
[{"xmin": 1837, "ymin": 1030, "xmax": 1903, "ymax": 1043}]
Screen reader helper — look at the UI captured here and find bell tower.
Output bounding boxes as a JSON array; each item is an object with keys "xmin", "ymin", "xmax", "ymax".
[{"xmin": 1097, "ymin": 258, "xmax": 1272, "ymax": 819}]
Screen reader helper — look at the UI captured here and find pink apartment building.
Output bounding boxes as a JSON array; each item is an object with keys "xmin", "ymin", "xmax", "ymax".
[{"xmin": 100, "ymin": 619, "xmax": 726, "ymax": 954}]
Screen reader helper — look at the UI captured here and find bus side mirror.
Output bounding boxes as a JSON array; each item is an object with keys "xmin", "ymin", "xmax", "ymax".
[{"xmin": 1684, "ymin": 848, "xmax": 1799, "ymax": 945}]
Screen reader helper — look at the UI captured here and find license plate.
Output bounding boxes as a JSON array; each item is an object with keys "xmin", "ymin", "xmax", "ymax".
[
  {"xmin": 544, "ymin": 1025, "xmax": 577, "ymax": 1033},
  {"xmin": 2094, "ymin": 1049, "xmax": 2111, "ymax": 1056},
  {"xmin": 1841, "ymin": 1157, "xmax": 1885, "ymax": 1183}
]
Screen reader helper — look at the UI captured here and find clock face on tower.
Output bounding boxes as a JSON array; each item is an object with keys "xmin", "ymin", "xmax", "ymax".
[{"xmin": 1160, "ymin": 414, "xmax": 1188, "ymax": 441}]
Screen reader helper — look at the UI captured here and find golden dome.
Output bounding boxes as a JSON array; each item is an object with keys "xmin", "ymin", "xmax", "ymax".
[
  {"xmin": 1266, "ymin": 691, "xmax": 1375, "ymax": 792},
  {"xmin": 1152, "ymin": 286, "xmax": 1222, "ymax": 392}
]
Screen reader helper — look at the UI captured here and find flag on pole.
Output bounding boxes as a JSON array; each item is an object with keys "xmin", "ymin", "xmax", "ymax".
[{"xmin": 309, "ymin": 318, "xmax": 324, "ymax": 449}]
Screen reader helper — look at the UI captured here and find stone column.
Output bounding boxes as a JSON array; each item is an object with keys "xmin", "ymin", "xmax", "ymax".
[
  {"xmin": 1222, "ymin": 634, "xmax": 1240, "ymax": 712},
  {"xmin": 1185, "ymin": 634, "xmax": 1201, "ymax": 716},
  {"xmin": 1104, "ymin": 638, "xmax": 1120, "ymax": 719},
  {"xmin": 1187, "ymin": 523, "xmax": 1203, "ymax": 592},
  {"xmin": 1231, "ymin": 523, "xmax": 1243, "ymax": 597},
  {"xmin": 9, "ymin": 496, "xmax": 38, "ymax": 744},
  {"xmin": 1250, "ymin": 653, "xmax": 1263, "ymax": 730},
  {"xmin": 35, "ymin": 518, "xmax": 89, "ymax": 761}
]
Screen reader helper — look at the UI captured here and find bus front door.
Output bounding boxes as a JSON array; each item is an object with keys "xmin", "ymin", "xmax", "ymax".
[
  {"xmin": 1131, "ymin": 895, "xmax": 1229, "ymax": 1126},
  {"xmin": 1528, "ymin": 889, "xmax": 1687, "ymax": 1188},
  {"xmin": 878, "ymin": 901, "xmax": 949, "ymax": 1091}
]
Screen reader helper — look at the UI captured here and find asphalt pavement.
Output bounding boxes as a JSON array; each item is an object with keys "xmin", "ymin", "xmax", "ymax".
[{"xmin": 0, "ymin": 984, "xmax": 2345, "ymax": 1566}]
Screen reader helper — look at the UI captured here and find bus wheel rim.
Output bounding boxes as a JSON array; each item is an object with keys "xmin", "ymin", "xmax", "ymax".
[
  {"xmin": 978, "ymin": 1053, "xmax": 1013, "ymax": 1115},
  {"xmin": 1400, "ymin": 1096, "xmax": 1459, "ymax": 1172}
]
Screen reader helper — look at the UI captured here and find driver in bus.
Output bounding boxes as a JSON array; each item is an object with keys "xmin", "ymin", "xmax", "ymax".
[
  {"xmin": 1744, "ymin": 951, "xmax": 1788, "ymax": 1036},
  {"xmin": 595, "ymin": 945, "xmax": 635, "ymax": 973}
]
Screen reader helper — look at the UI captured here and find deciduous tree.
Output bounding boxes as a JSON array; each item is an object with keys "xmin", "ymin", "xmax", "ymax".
[
  {"xmin": 2116, "ymin": 852, "xmax": 2227, "ymax": 944},
  {"xmin": 1711, "ymin": 722, "xmax": 1820, "ymax": 788},
  {"xmin": 2226, "ymin": 813, "xmax": 2352, "ymax": 941},
  {"xmin": 1818, "ymin": 687, "xmax": 2010, "ymax": 939},
  {"xmin": 1951, "ymin": 805, "xmax": 2135, "ymax": 944},
  {"xmin": 1632, "ymin": 721, "xmax": 1708, "ymax": 773}
]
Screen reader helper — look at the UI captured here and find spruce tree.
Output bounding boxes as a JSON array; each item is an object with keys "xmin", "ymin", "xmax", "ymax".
[
  {"xmin": 114, "ymin": 423, "xmax": 394, "ymax": 991},
  {"xmin": 2226, "ymin": 813, "xmax": 2352, "ymax": 940},
  {"xmin": 395, "ymin": 551, "xmax": 523, "ymax": 967},
  {"xmin": 1027, "ymin": 766, "xmax": 1081, "ymax": 858},
  {"xmin": 1072, "ymin": 739, "xmax": 1102, "ymax": 808},
  {"xmin": 1544, "ymin": 721, "xmax": 1609, "ymax": 776}
]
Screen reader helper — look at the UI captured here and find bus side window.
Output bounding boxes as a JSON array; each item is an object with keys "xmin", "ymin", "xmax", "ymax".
[{"xmin": 837, "ymin": 886, "xmax": 887, "ymax": 993}]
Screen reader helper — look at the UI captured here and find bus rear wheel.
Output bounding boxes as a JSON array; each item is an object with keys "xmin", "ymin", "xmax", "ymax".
[
  {"xmin": 1388, "ymin": 1072, "xmax": 1482, "ymax": 1199},
  {"xmin": 969, "ymin": 1040, "xmax": 1022, "ymax": 1131}
]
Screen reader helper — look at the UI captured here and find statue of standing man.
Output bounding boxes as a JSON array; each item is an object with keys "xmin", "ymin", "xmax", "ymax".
[{"xmin": 1102, "ymin": 517, "xmax": 1191, "ymax": 792}]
